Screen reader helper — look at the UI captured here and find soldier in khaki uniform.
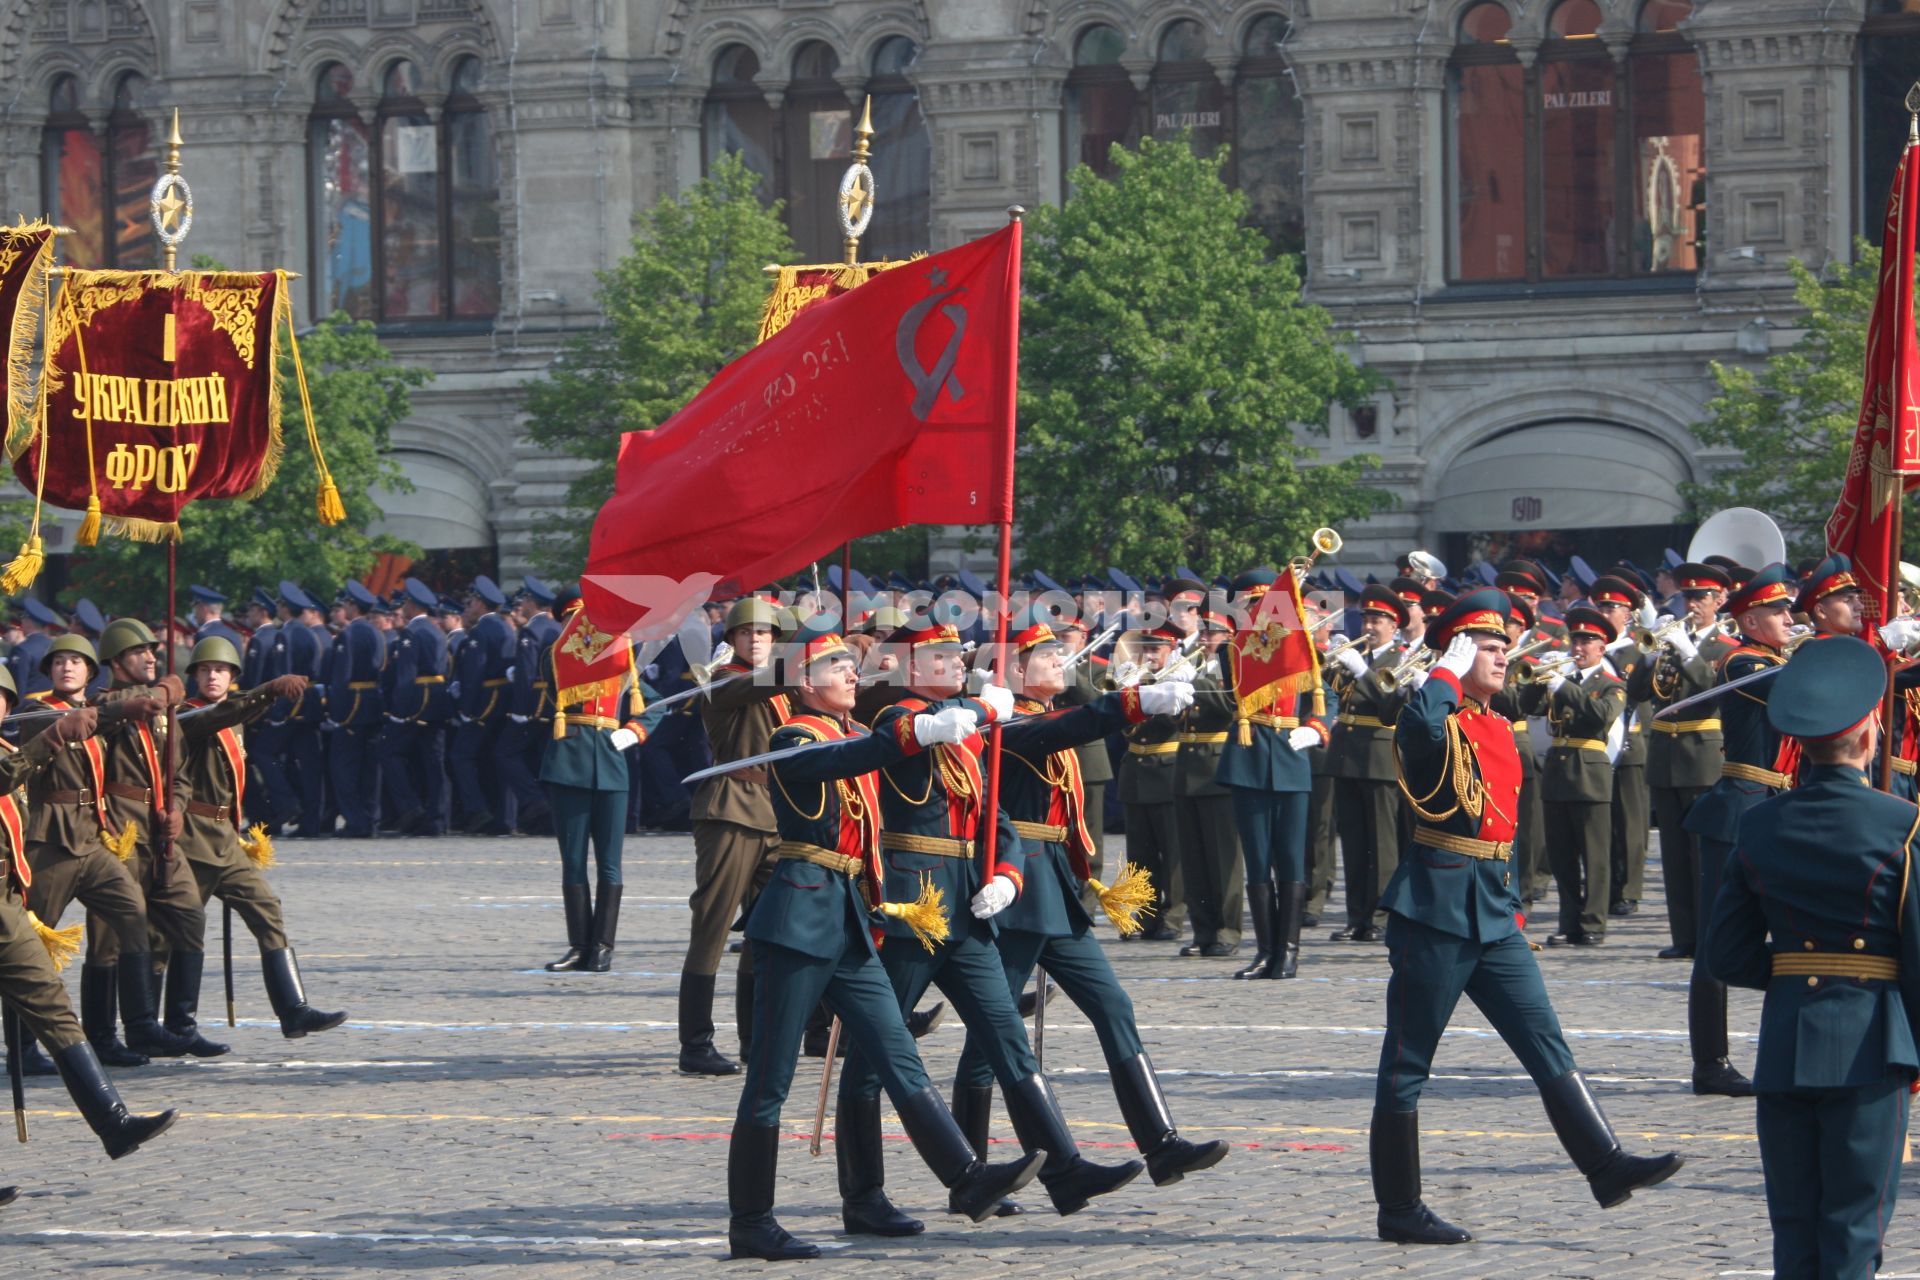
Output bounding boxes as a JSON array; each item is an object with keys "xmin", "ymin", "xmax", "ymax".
[
  {"xmin": 1115, "ymin": 622, "xmax": 1188, "ymax": 944},
  {"xmin": 1586, "ymin": 575, "xmax": 1654, "ymax": 919},
  {"xmin": 1175, "ymin": 603, "xmax": 1243, "ymax": 959},
  {"xmin": 1326, "ymin": 585, "xmax": 1409, "ymax": 943},
  {"xmin": 173, "ymin": 636, "xmax": 344, "ymax": 1040}
]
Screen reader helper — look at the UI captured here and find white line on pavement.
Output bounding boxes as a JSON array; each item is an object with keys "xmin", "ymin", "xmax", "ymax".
[{"xmin": 15, "ymin": 1228, "xmax": 761, "ymax": 1251}]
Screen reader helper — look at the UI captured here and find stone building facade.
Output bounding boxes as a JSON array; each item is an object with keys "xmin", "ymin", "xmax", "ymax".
[{"xmin": 0, "ymin": 0, "xmax": 1910, "ymax": 579}]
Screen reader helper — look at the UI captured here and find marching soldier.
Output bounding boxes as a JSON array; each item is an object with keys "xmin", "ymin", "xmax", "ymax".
[
  {"xmin": 1490, "ymin": 597, "xmax": 1548, "ymax": 914},
  {"xmin": 1370, "ymin": 590, "xmax": 1681, "ymax": 1244},
  {"xmin": 1521, "ymin": 606, "xmax": 1627, "ymax": 947},
  {"xmin": 725, "ymin": 618, "xmax": 1043, "ymax": 1261},
  {"xmin": 1629, "ymin": 563, "xmax": 1733, "ymax": 960},
  {"xmin": 1116, "ymin": 622, "xmax": 1188, "ymax": 944},
  {"xmin": 374, "ymin": 579, "xmax": 452, "ymax": 836},
  {"xmin": 272, "ymin": 582, "xmax": 332, "ymax": 839},
  {"xmin": 448, "ymin": 577, "xmax": 515, "ymax": 835},
  {"xmin": 1174, "ymin": 603, "xmax": 1244, "ymax": 960},
  {"xmin": 1683, "ymin": 562, "xmax": 1798, "ymax": 1098},
  {"xmin": 1586, "ymin": 575, "xmax": 1654, "ymax": 919},
  {"xmin": 174, "ymin": 636, "xmax": 345, "ymax": 1039},
  {"xmin": 1052, "ymin": 616, "xmax": 1114, "ymax": 917},
  {"xmin": 324, "ymin": 582, "xmax": 386, "ymax": 838},
  {"xmin": 1326, "ymin": 585, "xmax": 1409, "ymax": 944},
  {"xmin": 1706, "ymin": 636, "xmax": 1919, "ymax": 1280}
]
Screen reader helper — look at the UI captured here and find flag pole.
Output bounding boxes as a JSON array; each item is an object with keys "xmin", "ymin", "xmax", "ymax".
[{"xmin": 979, "ymin": 207, "xmax": 1023, "ymax": 884}]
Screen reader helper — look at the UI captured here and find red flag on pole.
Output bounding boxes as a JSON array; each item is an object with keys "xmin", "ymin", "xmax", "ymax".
[{"xmin": 582, "ymin": 223, "xmax": 1021, "ymax": 637}]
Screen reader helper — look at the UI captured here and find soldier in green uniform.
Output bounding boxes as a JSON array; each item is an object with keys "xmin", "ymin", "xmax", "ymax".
[
  {"xmin": 1490, "ymin": 596, "xmax": 1549, "ymax": 916},
  {"xmin": 1630, "ymin": 562, "xmax": 1733, "ymax": 960},
  {"xmin": 1115, "ymin": 621, "xmax": 1188, "ymax": 944},
  {"xmin": 1520, "ymin": 607, "xmax": 1628, "ymax": 946},
  {"xmin": 173, "ymin": 636, "xmax": 344, "ymax": 1039},
  {"xmin": 1303, "ymin": 629, "xmax": 1341, "ymax": 933},
  {"xmin": 1707, "ymin": 635, "xmax": 1919, "ymax": 1279},
  {"xmin": 1175, "ymin": 602, "xmax": 1243, "ymax": 960},
  {"xmin": 1327, "ymin": 585, "xmax": 1409, "ymax": 944},
  {"xmin": 1052, "ymin": 616, "xmax": 1113, "ymax": 920},
  {"xmin": 1587, "ymin": 575, "xmax": 1655, "ymax": 919},
  {"xmin": 1371, "ymin": 590, "xmax": 1682, "ymax": 1244},
  {"xmin": 725, "ymin": 618, "xmax": 1044, "ymax": 1261}
]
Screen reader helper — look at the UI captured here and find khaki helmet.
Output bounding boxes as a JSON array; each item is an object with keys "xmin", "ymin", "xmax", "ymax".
[
  {"xmin": 863, "ymin": 605, "xmax": 909, "ymax": 634},
  {"xmin": 723, "ymin": 597, "xmax": 782, "ymax": 636},
  {"xmin": 39, "ymin": 633, "xmax": 99, "ymax": 677},
  {"xmin": 0, "ymin": 664, "xmax": 17, "ymax": 706},
  {"xmin": 185, "ymin": 635, "xmax": 242, "ymax": 674},
  {"xmin": 98, "ymin": 617, "xmax": 159, "ymax": 667}
]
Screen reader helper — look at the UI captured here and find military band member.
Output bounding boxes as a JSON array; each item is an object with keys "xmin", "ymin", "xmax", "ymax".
[
  {"xmin": 1490, "ymin": 597, "xmax": 1548, "ymax": 914},
  {"xmin": 1371, "ymin": 590, "xmax": 1682, "ymax": 1245},
  {"xmin": 1706, "ymin": 636, "xmax": 1919, "ymax": 1280},
  {"xmin": 1629, "ymin": 563, "xmax": 1733, "ymax": 960},
  {"xmin": 1587, "ymin": 575, "xmax": 1654, "ymax": 919},
  {"xmin": 725, "ymin": 618, "xmax": 1044, "ymax": 1261},
  {"xmin": 1116, "ymin": 622, "xmax": 1188, "ymax": 944},
  {"xmin": 1051, "ymin": 616, "xmax": 1114, "ymax": 919},
  {"xmin": 374, "ymin": 578, "xmax": 453, "ymax": 836},
  {"xmin": 448, "ymin": 576, "xmax": 516, "ymax": 835},
  {"xmin": 1174, "ymin": 604, "xmax": 1244, "ymax": 960},
  {"xmin": 1684, "ymin": 562, "xmax": 1799, "ymax": 1099},
  {"xmin": 324, "ymin": 582, "xmax": 387, "ymax": 838},
  {"xmin": 1304, "ymin": 611, "xmax": 1341, "ymax": 932},
  {"xmin": 1327, "ymin": 585, "xmax": 1409, "ymax": 944}
]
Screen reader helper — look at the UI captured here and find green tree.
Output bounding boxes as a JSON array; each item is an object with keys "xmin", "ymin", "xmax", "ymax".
[
  {"xmin": 524, "ymin": 152, "xmax": 798, "ymax": 574},
  {"xmin": 67, "ymin": 311, "xmax": 428, "ymax": 616},
  {"xmin": 1684, "ymin": 240, "xmax": 1920, "ymax": 559},
  {"xmin": 1015, "ymin": 135, "xmax": 1388, "ymax": 578}
]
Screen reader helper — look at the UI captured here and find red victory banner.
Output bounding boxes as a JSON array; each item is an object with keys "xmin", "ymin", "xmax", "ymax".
[
  {"xmin": 9, "ymin": 269, "xmax": 343, "ymax": 562},
  {"xmin": 583, "ymin": 222, "xmax": 1021, "ymax": 637},
  {"xmin": 0, "ymin": 222, "xmax": 54, "ymax": 451},
  {"xmin": 1226, "ymin": 570, "xmax": 1325, "ymax": 745}
]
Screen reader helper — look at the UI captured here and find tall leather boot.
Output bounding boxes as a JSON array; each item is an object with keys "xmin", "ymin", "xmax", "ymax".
[
  {"xmin": 18, "ymin": 1036, "xmax": 56, "ymax": 1077},
  {"xmin": 261, "ymin": 947, "xmax": 348, "ymax": 1038},
  {"xmin": 837, "ymin": 1092, "xmax": 923, "ymax": 1236},
  {"xmin": 893, "ymin": 1084, "xmax": 1046, "ymax": 1223},
  {"xmin": 1111, "ymin": 1051, "xmax": 1230, "ymax": 1186},
  {"xmin": 81, "ymin": 964, "xmax": 147, "ymax": 1067},
  {"xmin": 1538, "ymin": 1069, "xmax": 1685, "ymax": 1208},
  {"xmin": 1370, "ymin": 1108, "xmax": 1472, "ymax": 1244},
  {"xmin": 1001, "ymin": 1072, "xmax": 1144, "ymax": 1215},
  {"xmin": 1232, "ymin": 881, "xmax": 1274, "ymax": 979},
  {"xmin": 586, "ymin": 883, "xmax": 622, "ymax": 973},
  {"xmin": 677, "ymin": 973, "xmax": 739, "ymax": 1076},
  {"xmin": 117, "ymin": 954, "xmax": 195, "ymax": 1058},
  {"xmin": 0, "ymin": 1186, "xmax": 15, "ymax": 1207},
  {"xmin": 951, "ymin": 1081, "xmax": 1023, "ymax": 1216},
  {"xmin": 1687, "ymin": 975, "xmax": 1753, "ymax": 1096},
  {"xmin": 50, "ymin": 1042, "xmax": 177, "ymax": 1160},
  {"xmin": 727, "ymin": 1122, "xmax": 820, "ymax": 1260},
  {"xmin": 1266, "ymin": 881, "xmax": 1306, "ymax": 980},
  {"xmin": 161, "ymin": 952, "xmax": 230, "ymax": 1058},
  {"xmin": 544, "ymin": 884, "xmax": 591, "ymax": 972}
]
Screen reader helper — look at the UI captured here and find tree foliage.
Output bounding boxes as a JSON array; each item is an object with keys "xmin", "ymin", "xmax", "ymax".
[{"xmin": 1015, "ymin": 135, "xmax": 1389, "ymax": 578}]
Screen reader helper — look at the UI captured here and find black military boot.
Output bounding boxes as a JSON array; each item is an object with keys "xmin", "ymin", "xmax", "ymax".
[
  {"xmin": 677, "ymin": 974, "xmax": 739, "ymax": 1076},
  {"xmin": 893, "ymin": 1084, "xmax": 1046, "ymax": 1222},
  {"xmin": 585, "ymin": 883, "xmax": 622, "ymax": 973},
  {"xmin": 0, "ymin": 1185, "xmax": 15, "ymax": 1207},
  {"xmin": 1688, "ymin": 977, "xmax": 1754, "ymax": 1096},
  {"xmin": 1002, "ymin": 1072, "xmax": 1144, "ymax": 1215},
  {"xmin": 1233, "ymin": 881, "xmax": 1274, "ymax": 979},
  {"xmin": 544, "ymin": 884, "xmax": 592, "ymax": 972},
  {"xmin": 81, "ymin": 964, "xmax": 148, "ymax": 1068},
  {"xmin": 1370, "ymin": 1108, "xmax": 1472, "ymax": 1244},
  {"xmin": 1266, "ymin": 881, "xmax": 1306, "ymax": 980},
  {"xmin": 50, "ymin": 1042, "xmax": 177, "ymax": 1160},
  {"xmin": 162, "ymin": 953, "xmax": 230, "ymax": 1058},
  {"xmin": 117, "ymin": 954, "xmax": 195, "ymax": 1058},
  {"xmin": 18, "ymin": 1035, "xmax": 56, "ymax": 1077},
  {"xmin": 837, "ymin": 1092, "xmax": 923, "ymax": 1236},
  {"xmin": 727, "ymin": 1122, "xmax": 820, "ymax": 1260},
  {"xmin": 802, "ymin": 1001, "xmax": 838, "ymax": 1058},
  {"xmin": 1111, "ymin": 1051, "xmax": 1230, "ymax": 1185},
  {"xmin": 1538, "ymin": 1069, "xmax": 1685, "ymax": 1207},
  {"xmin": 1016, "ymin": 980, "xmax": 1054, "ymax": 1018},
  {"xmin": 951, "ymin": 1081, "xmax": 1023, "ymax": 1216},
  {"xmin": 907, "ymin": 1001, "xmax": 946, "ymax": 1039},
  {"xmin": 261, "ymin": 948, "xmax": 347, "ymax": 1038}
]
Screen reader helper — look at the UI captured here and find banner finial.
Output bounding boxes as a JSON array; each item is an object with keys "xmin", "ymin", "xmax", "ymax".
[{"xmin": 1906, "ymin": 81, "xmax": 1920, "ymax": 143}]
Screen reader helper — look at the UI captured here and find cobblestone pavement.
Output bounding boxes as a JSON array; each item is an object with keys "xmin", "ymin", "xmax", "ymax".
[{"xmin": 0, "ymin": 833, "xmax": 1907, "ymax": 1278}]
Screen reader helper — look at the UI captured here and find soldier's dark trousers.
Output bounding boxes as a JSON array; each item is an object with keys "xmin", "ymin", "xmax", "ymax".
[
  {"xmin": 1652, "ymin": 785, "xmax": 1705, "ymax": 952},
  {"xmin": 85, "ymin": 849, "xmax": 207, "ymax": 964},
  {"xmin": 1123, "ymin": 801, "xmax": 1186, "ymax": 934},
  {"xmin": 1756, "ymin": 1074, "xmax": 1908, "ymax": 1280},
  {"xmin": 1175, "ymin": 793, "xmax": 1242, "ymax": 948},
  {"xmin": 448, "ymin": 720, "xmax": 499, "ymax": 821},
  {"xmin": 1515, "ymin": 752, "xmax": 1547, "ymax": 909},
  {"xmin": 1609, "ymin": 762, "xmax": 1649, "ymax": 906},
  {"xmin": 27, "ymin": 845, "xmax": 157, "ymax": 956},
  {"xmin": 1374, "ymin": 914, "xmax": 1577, "ymax": 1112},
  {"xmin": 1335, "ymin": 777, "xmax": 1400, "ymax": 930},
  {"xmin": 1230, "ymin": 787, "xmax": 1308, "ymax": 884},
  {"xmin": 491, "ymin": 721, "xmax": 547, "ymax": 827},
  {"xmin": 550, "ymin": 784, "xmax": 625, "ymax": 886},
  {"xmin": 0, "ymin": 886, "xmax": 86, "ymax": 1052},
  {"xmin": 328, "ymin": 725, "xmax": 379, "ymax": 834},
  {"xmin": 1543, "ymin": 799, "xmax": 1611, "ymax": 940},
  {"xmin": 1689, "ymin": 835, "xmax": 1737, "ymax": 1065},
  {"xmin": 285, "ymin": 723, "xmax": 327, "ymax": 831},
  {"xmin": 246, "ymin": 721, "xmax": 299, "ymax": 826},
  {"xmin": 953, "ymin": 926, "xmax": 1144, "ymax": 1092},
  {"xmin": 1305, "ymin": 771, "xmax": 1337, "ymax": 920},
  {"xmin": 373, "ymin": 721, "xmax": 433, "ymax": 821}
]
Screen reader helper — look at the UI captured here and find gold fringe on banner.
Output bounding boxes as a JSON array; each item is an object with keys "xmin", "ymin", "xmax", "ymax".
[
  {"xmin": 755, "ymin": 259, "xmax": 916, "ymax": 344},
  {"xmin": 1, "ymin": 284, "xmax": 53, "ymax": 592},
  {"xmin": 2, "ymin": 222, "xmax": 54, "ymax": 456},
  {"xmin": 28, "ymin": 911, "xmax": 81, "ymax": 971},
  {"xmin": 106, "ymin": 517, "xmax": 181, "ymax": 543}
]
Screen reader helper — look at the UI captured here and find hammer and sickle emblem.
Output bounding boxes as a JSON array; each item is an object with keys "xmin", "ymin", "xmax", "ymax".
[{"xmin": 896, "ymin": 288, "xmax": 968, "ymax": 420}]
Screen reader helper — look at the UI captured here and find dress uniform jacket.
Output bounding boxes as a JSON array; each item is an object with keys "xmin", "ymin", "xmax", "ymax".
[
  {"xmin": 387, "ymin": 615, "xmax": 451, "ymax": 724},
  {"xmin": 1177, "ymin": 661, "xmax": 1244, "ymax": 947},
  {"xmin": 538, "ymin": 676, "xmax": 667, "ymax": 793},
  {"xmin": 1631, "ymin": 629, "xmax": 1733, "ymax": 952},
  {"xmin": 1118, "ymin": 680, "xmax": 1184, "ymax": 933},
  {"xmin": 325, "ymin": 617, "xmax": 386, "ymax": 727},
  {"xmin": 1331, "ymin": 645, "xmax": 1409, "ymax": 931},
  {"xmin": 1490, "ymin": 651, "xmax": 1547, "ymax": 907},
  {"xmin": 693, "ymin": 665, "xmax": 790, "ymax": 833},
  {"xmin": 17, "ymin": 693, "xmax": 141, "ymax": 853},
  {"xmin": 1684, "ymin": 637, "xmax": 1789, "ymax": 848}
]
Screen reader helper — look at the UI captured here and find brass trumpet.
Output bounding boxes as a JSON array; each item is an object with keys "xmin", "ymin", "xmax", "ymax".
[
  {"xmin": 1514, "ymin": 653, "xmax": 1577, "ymax": 685},
  {"xmin": 1289, "ymin": 527, "xmax": 1343, "ymax": 580},
  {"xmin": 1632, "ymin": 616, "xmax": 1736, "ymax": 649},
  {"xmin": 1376, "ymin": 646, "xmax": 1439, "ymax": 691},
  {"xmin": 1506, "ymin": 634, "xmax": 1561, "ymax": 663},
  {"xmin": 1321, "ymin": 634, "xmax": 1369, "ymax": 666}
]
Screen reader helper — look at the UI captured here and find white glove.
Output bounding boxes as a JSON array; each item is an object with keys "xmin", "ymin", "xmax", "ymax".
[
  {"xmin": 709, "ymin": 641, "xmax": 735, "ymax": 668},
  {"xmin": 913, "ymin": 706, "xmax": 979, "ymax": 746},
  {"xmin": 1112, "ymin": 660, "xmax": 1140, "ymax": 688},
  {"xmin": 1405, "ymin": 668, "xmax": 1430, "ymax": 691},
  {"xmin": 970, "ymin": 874, "xmax": 1018, "ymax": 919},
  {"xmin": 1666, "ymin": 628, "xmax": 1699, "ymax": 663},
  {"xmin": 505, "ymin": 664, "xmax": 518, "ymax": 680},
  {"xmin": 1333, "ymin": 647, "xmax": 1368, "ymax": 678},
  {"xmin": 609, "ymin": 727, "xmax": 640, "ymax": 751},
  {"xmin": 1883, "ymin": 618, "xmax": 1920, "ymax": 652},
  {"xmin": 1137, "ymin": 681, "xmax": 1195, "ymax": 715},
  {"xmin": 1636, "ymin": 599, "xmax": 1659, "ymax": 630},
  {"xmin": 1546, "ymin": 672, "xmax": 1568, "ymax": 695},
  {"xmin": 643, "ymin": 663, "xmax": 660, "ymax": 680},
  {"xmin": 977, "ymin": 683, "xmax": 1015, "ymax": 722},
  {"xmin": 1286, "ymin": 726, "xmax": 1321, "ymax": 751},
  {"xmin": 1605, "ymin": 632, "xmax": 1637, "ymax": 654},
  {"xmin": 1434, "ymin": 634, "xmax": 1478, "ymax": 680}
]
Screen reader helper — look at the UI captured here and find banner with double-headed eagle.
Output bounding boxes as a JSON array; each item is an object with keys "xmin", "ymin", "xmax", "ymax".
[
  {"xmin": 1226, "ymin": 570, "xmax": 1324, "ymax": 745},
  {"xmin": 0, "ymin": 222, "xmax": 55, "ymax": 445}
]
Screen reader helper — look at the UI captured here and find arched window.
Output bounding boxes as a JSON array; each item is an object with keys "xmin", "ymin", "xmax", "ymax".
[
  {"xmin": 1447, "ymin": 0, "xmax": 1704, "ymax": 284},
  {"xmin": 308, "ymin": 62, "xmax": 372, "ymax": 319},
  {"xmin": 445, "ymin": 58, "xmax": 500, "ymax": 318},
  {"xmin": 1862, "ymin": 0, "xmax": 1920, "ymax": 230},
  {"xmin": 1064, "ymin": 24, "xmax": 1139, "ymax": 179},
  {"xmin": 378, "ymin": 60, "xmax": 438, "ymax": 321},
  {"xmin": 864, "ymin": 37, "xmax": 931, "ymax": 259},
  {"xmin": 107, "ymin": 74, "xmax": 157, "ymax": 268},
  {"xmin": 1150, "ymin": 19, "xmax": 1224, "ymax": 155},
  {"xmin": 702, "ymin": 44, "xmax": 774, "ymax": 198},
  {"xmin": 1233, "ymin": 13, "xmax": 1305, "ymax": 253},
  {"xmin": 783, "ymin": 42, "xmax": 853, "ymax": 260},
  {"xmin": 41, "ymin": 72, "xmax": 156, "ymax": 269}
]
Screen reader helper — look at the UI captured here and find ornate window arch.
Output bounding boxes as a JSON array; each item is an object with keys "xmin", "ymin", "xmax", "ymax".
[
  {"xmin": 1862, "ymin": 0, "xmax": 1920, "ymax": 232},
  {"xmin": 1149, "ymin": 18, "xmax": 1223, "ymax": 155},
  {"xmin": 782, "ymin": 41, "xmax": 853, "ymax": 260},
  {"xmin": 1063, "ymin": 23, "xmax": 1139, "ymax": 180},
  {"xmin": 864, "ymin": 36, "xmax": 930, "ymax": 259},
  {"xmin": 701, "ymin": 42, "xmax": 776, "ymax": 199},
  {"xmin": 40, "ymin": 69, "xmax": 157, "ymax": 268},
  {"xmin": 1233, "ymin": 12, "xmax": 1304, "ymax": 253}
]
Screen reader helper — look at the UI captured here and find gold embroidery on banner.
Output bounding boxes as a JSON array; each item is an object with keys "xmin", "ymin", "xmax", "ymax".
[
  {"xmin": 561, "ymin": 620, "xmax": 618, "ymax": 665},
  {"xmin": 184, "ymin": 276, "xmax": 264, "ymax": 369},
  {"xmin": 1242, "ymin": 620, "xmax": 1294, "ymax": 664}
]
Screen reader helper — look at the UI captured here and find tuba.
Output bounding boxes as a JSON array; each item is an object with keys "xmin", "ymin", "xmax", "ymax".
[{"xmin": 1686, "ymin": 507, "xmax": 1786, "ymax": 571}]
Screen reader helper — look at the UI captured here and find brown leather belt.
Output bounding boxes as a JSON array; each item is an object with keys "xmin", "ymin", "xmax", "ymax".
[
  {"xmin": 104, "ymin": 782, "xmax": 152, "ymax": 804},
  {"xmin": 1413, "ymin": 826, "xmax": 1511, "ymax": 861},
  {"xmin": 185, "ymin": 800, "xmax": 231, "ymax": 822},
  {"xmin": 1012, "ymin": 820, "xmax": 1067, "ymax": 843},
  {"xmin": 43, "ymin": 789, "xmax": 92, "ymax": 806},
  {"xmin": 880, "ymin": 831, "xmax": 974, "ymax": 858},
  {"xmin": 1723, "ymin": 762, "xmax": 1789, "ymax": 788},
  {"xmin": 1771, "ymin": 952, "xmax": 1898, "ymax": 982},
  {"xmin": 775, "ymin": 841, "xmax": 863, "ymax": 879}
]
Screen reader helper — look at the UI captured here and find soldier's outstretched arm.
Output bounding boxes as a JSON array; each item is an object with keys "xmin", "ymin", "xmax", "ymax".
[{"xmin": 1000, "ymin": 689, "xmax": 1146, "ymax": 757}]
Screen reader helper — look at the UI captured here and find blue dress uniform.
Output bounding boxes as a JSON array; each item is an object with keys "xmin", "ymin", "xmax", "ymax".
[
  {"xmin": 448, "ymin": 578, "xmax": 516, "ymax": 834},
  {"xmin": 953, "ymin": 614, "xmax": 1228, "ymax": 1189},
  {"xmin": 1707, "ymin": 636, "xmax": 1920, "ymax": 1280},
  {"xmin": 492, "ymin": 578, "xmax": 558, "ymax": 835},
  {"xmin": 71, "ymin": 600, "xmax": 112, "ymax": 701},
  {"xmin": 1685, "ymin": 562, "xmax": 1799, "ymax": 1098},
  {"xmin": 238, "ymin": 593, "xmax": 296, "ymax": 828},
  {"xmin": 726, "ymin": 621, "xmax": 1043, "ymax": 1262},
  {"xmin": 1370, "ymin": 590, "xmax": 1683, "ymax": 1246},
  {"xmin": 8, "ymin": 598, "xmax": 61, "ymax": 698},
  {"xmin": 274, "ymin": 583, "xmax": 331, "ymax": 836},
  {"xmin": 324, "ymin": 581, "xmax": 387, "ymax": 838},
  {"xmin": 374, "ymin": 580, "xmax": 452, "ymax": 835}
]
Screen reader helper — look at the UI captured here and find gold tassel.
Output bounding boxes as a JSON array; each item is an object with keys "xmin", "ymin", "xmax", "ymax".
[
  {"xmin": 101, "ymin": 821, "xmax": 137, "ymax": 861},
  {"xmin": 1087, "ymin": 861, "xmax": 1156, "ymax": 936},
  {"xmin": 76, "ymin": 494, "xmax": 101, "ymax": 547},
  {"xmin": 0, "ymin": 533, "xmax": 42, "ymax": 593},
  {"xmin": 1237, "ymin": 714, "xmax": 1251, "ymax": 747},
  {"xmin": 553, "ymin": 714, "xmax": 567, "ymax": 741},
  {"xmin": 241, "ymin": 823, "xmax": 275, "ymax": 868},
  {"xmin": 316, "ymin": 479, "xmax": 344, "ymax": 525},
  {"xmin": 27, "ymin": 911, "xmax": 81, "ymax": 972},
  {"xmin": 1312, "ymin": 687, "xmax": 1326, "ymax": 718},
  {"xmin": 876, "ymin": 877, "xmax": 950, "ymax": 953}
]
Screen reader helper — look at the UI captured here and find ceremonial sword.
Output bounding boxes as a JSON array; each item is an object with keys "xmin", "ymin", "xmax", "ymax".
[{"xmin": 1652, "ymin": 662, "xmax": 1784, "ymax": 720}]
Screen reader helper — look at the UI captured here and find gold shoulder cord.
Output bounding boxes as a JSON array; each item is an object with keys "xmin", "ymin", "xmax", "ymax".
[
  {"xmin": 771, "ymin": 731, "xmax": 829, "ymax": 821},
  {"xmin": 1901, "ymin": 803, "xmax": 1919, "ymax": 927},
  {"xmin": 1395, "ymin": 713, "xmax": 1485, "ymax": 825}
]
